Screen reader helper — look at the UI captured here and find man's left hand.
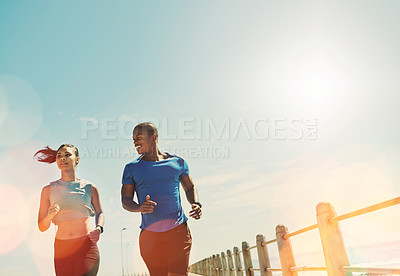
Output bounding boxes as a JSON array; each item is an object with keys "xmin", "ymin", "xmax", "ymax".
[{"xmin": 189, "ymin": 203, "xmax": 202, "ymax": 220}]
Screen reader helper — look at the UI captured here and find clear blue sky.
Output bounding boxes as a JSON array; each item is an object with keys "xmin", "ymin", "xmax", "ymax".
[{"xmin": 1, "ymin": 1, "xmax": 400, "ymax": 275}]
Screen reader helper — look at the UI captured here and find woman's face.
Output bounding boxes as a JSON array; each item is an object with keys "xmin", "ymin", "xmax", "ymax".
[
  {"xmin": 133, "ymin": 130, "xmax": 156, "ymax": 155},
  {"xmin": 56, "ymin": 146, "xmax": 79, "ymax": 171}
]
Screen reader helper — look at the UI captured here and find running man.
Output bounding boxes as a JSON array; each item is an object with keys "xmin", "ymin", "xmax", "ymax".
[{"xmin": 121, "ymin": 122, "xmax": 202, "ymax": 276}]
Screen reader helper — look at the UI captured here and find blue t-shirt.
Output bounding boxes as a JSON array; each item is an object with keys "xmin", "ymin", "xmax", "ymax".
[{"xmin": 122, "ymin": 153, "xmax": 189, "ymax": 232}]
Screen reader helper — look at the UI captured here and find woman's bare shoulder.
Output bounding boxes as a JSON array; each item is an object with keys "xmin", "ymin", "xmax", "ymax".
[{"xmin": 41, "ymin": 184, "xmax": 51, "ymax": 193}]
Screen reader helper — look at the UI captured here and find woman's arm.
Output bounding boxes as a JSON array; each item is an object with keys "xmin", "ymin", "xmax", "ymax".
[
  {"xmin": 88, "ymin": 184, "xmax": 104, "ymax": 242},
  {"xmin": 91, "ymin": 184, "xmax": 104, "ymax": 231},
  {"xmin": 38, "ymin": 185, "xmax": 59, "ymax": 232}
]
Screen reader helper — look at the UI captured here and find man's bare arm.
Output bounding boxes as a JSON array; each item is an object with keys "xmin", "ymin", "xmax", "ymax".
[
  {"xmin": 121, "ymin": 184, "xmax": 157, "ymax": 213},
  {"xmin": 181, "ymin": 175, "xmax": 202, "ymax": 220}
]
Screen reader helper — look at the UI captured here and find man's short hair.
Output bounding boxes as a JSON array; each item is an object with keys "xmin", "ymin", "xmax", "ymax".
[{"xmin": 133, "ymin": 122, "xmax": 158, "ymax": 138}]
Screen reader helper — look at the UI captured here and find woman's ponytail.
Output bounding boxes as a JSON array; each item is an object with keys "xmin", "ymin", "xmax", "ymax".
[{"xmin": 33, "ymin": 146, "xmax": 57, "ymax": 164}]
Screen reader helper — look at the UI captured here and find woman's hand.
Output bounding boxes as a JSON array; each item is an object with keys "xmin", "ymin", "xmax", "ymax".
[
  {"xmin": 139, "ymin": 195, "xmax": 157, "ymax": 214},
  {"xmin": 47, "ymin": 203, "xmax": 60, "ymax": 220},
  {"xmin": 189, "ymin": 203, "xmax": 202, "ymax": 220},
  {"xmin": 88, "ymin": 228, "xmax": 101, "ymax": 243}
]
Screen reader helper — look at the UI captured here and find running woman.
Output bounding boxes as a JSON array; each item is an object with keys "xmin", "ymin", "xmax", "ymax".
[
  {"xmin": 121, "ymin": 122, "xmax": 202, "ymax": 276},
  {"xmin": 35, "ymin": 144, "xmax": 104, "ymax": 276}
]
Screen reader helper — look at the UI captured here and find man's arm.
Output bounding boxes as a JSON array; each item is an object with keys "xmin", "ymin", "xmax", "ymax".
[
  {"xmin": 180, "ymin": 175, "xmax": 202, "ymax": 220},
  {"xmin": 121, "ymin": 184, "xmax": 156, "ymax": 213}
]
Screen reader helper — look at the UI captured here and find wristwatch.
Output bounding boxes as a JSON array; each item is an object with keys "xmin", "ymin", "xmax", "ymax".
[
  {"xmin": 193, "ymin": 202, "xmax": 202, "ymax": 208},
  {"xmin": 96, "ymin": 225, "xmax": 104, "ymax": 234}
]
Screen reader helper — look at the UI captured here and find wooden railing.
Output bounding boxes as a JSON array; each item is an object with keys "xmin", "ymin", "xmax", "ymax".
[{"xmin": 189, "ymin": 197, "xmax": 400, "ymax": 276}]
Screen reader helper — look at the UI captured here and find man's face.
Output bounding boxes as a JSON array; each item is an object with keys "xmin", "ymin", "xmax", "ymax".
[{"xmin": 132, "ymin": 129, "xmax": 155, "ymax": 155}]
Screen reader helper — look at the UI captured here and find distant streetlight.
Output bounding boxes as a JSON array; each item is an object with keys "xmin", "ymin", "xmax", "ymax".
[
  {"xmin": 121, "ymin": 227, "xmax": 127, "ymax": 276},
  {"xmin": 126, "ymin": 243, "xmax": 131, "ymax": 276}
]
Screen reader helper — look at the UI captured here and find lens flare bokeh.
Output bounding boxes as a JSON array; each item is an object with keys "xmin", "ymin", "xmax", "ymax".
[
  {"xmin": 0, "ymin": 183, "xmax": 29, "ymax": 254},
  {"xmin": 0, "ymin": 75, "xmax": 43, "ymax": 147}
]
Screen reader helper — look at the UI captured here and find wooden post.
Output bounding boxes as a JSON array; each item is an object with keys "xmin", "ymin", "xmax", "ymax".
[
  {"xmin": 198, "ymin": 260, "xmax": 201, "ymax": 275},
  {"xmin": 256, "ymin": 234, "xmax": 272, "ymax": 276},
  {"xmin": 207, "ymin": 257, "xmax": 212, "ymax": 276},
  {"xmin": 198, "ymin": 261, "xmax": 201, "ymax": 274},
  {"xmin": 221, "ymin": 252, "xmax": 228, "ymax": 276},
  {"xmin": 212, "ymin": 255, "xmax": 218, "ymax": 276},
  {"xmin": 316, "ymin": 202, "xmax": 351, "ymax": 276},
  {"xmin": 226, "ymin": 250, "xmax": 235, "ymax": 276},
  {"xmin": 276, "ymin": 225, "xmax": 298, "ymax": 276},
  {"xmin": 216, "ymin": 254, "xmax": 223, "ymax": 276},
  {"xmin": 233, "ymin": 246, "xmax": 244, "ymax": 276},
  {"xmin": 242, "ymin": 241, "xmax": 254, "ymax": 276}
]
